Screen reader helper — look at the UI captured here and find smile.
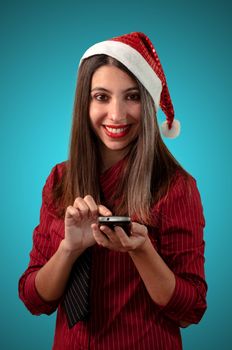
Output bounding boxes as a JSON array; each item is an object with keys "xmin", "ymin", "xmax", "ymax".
[{"xmin": 103, "ymin": 125, "xmax": 130, "ymax": 138}]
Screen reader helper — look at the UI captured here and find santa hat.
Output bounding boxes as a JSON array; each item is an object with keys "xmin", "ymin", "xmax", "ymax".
[{"xmin": 80, "ymin": 32, "xmax": 180, "ymax": 138}]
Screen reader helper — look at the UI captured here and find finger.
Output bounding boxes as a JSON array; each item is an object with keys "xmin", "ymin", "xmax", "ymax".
[
  {"xmin": 99, "ymin": 225, "xmax": 118, "ymax": 243},
  {"xmin": 131, "ymin": 222, "xmax": 148, "ymax": 237},
  {"xmin": 83, "ymin": 195, "xmax": 98, "ymax": 218},
  {"xmin": 115, "ymin": 226, "xmax": 146, "ymax": 251},
  {"xmin": 73, "ymin": 197, "xmax": 90, "ymax": 218},
  {"xmin": 91, "ymin": 223, "xmax": 110, "ymax": 247},
  {"xmin": 65, "ymin": 206, "xmax": 81, "ymax": 222},
  {"xmin": 114, "ymin": 226, "xmax": 132, "ymax": 248},
  {"xmin": 98, "ymin": 205, "xmax": 112, "ymax": 217}
]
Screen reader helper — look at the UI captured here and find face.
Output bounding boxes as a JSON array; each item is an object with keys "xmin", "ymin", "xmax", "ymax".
[{"xmin": 89, "ymin": 65, "xmax": 141, "ymax": 165}]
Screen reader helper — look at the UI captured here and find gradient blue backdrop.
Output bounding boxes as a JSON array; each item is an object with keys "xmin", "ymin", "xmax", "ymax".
[{"xmin": 1, "ymin": 0, "xmax": 231, "ymax": 349}]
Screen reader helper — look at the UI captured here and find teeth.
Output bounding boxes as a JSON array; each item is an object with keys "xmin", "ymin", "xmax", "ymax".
[{"xmin": 105, "ymin": 126, "xmax": 128, "ymax": 134}]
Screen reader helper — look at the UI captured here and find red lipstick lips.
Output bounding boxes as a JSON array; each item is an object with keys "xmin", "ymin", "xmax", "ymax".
[{"xmin": 103, "ymin": 125, "xmax": 130, "ymax": 138}]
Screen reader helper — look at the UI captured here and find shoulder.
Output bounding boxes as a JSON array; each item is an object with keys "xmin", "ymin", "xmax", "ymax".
[
  {"xmin": 160, "ymin": 169, "xmax": 205, "ymax": 225},
  {"xmin": 168, "ymin": 170, "xmax": 198, "ymax": 200},
  {"xmin": 44, "ymin": 161, "xmax": 67, "ymax": 189},
  {"xmin": 150, "ymin": 169, "xmax": 205, "ymax": 233},
  {"xmin": 42, "ymin": 161, "xmax": 67, "ymax": 205},
  {"xmin": 152, "ymin": 169, "xmax": 203, "ymax": 215}
]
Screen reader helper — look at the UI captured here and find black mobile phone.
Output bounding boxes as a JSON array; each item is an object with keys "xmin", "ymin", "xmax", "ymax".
[{"xmin": 98, "ymin": 216, "xmax": 131, "ymax": 235}]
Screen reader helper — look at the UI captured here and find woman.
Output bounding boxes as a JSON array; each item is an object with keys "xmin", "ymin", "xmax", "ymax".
[{"xmin": 19, "ymin": 32, "xmax": 207, "ymax": 349}]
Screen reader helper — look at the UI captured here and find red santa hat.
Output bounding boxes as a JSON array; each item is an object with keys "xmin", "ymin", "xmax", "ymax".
[{"xmin": 80, "ymin": 32, "xmax": 180, "ymax": 138}]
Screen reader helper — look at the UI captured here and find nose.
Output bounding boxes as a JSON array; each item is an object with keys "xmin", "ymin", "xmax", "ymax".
[{"xmin": 108, "ymin": 98, "xmax": 127, "ymax": 122}]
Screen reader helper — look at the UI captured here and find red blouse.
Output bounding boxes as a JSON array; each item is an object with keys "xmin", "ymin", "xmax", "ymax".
[{"xmin": 19, "ymin": 161, "xmax": 207, "ymax": 350}]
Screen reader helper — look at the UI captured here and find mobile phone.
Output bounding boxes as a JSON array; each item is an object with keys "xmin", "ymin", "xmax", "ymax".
[{"xmin": 98, "ymin": 216, "xmax": 131, "ymax": 235}]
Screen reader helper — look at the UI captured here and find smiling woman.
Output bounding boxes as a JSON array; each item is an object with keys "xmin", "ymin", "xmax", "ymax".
[
  {"xmin": 89, "ymin": 65, "xmax": 141, "ymax": 164},
  {"xmin": 18, "ymin": 32, "xmax": 207, "ymax": 350}
]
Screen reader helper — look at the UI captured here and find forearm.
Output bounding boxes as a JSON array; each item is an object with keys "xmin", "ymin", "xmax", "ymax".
[
  {"xmin": 129, "ymin": 238, "xmax": 176, "ymax": 306},
  {"xmin": 35, "ymin": 240, "xmax": 83, "ymax": 302}
]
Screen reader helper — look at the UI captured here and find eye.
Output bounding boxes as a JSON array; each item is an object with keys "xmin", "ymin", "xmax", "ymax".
[
  {"xmin": 93, "ymin": 93, "xmax": 109, "ymax": 102},
  {"xmin": 126, "ymin": 93, "xmax": 140, "ymax": 101}
]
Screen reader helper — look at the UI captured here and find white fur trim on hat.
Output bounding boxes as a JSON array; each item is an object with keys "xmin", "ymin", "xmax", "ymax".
[
  {"xmin": 80, "ymin": 41, "xmax": 162, "ymax": 111},
  {"xmin": 160, "ymin": 119, "xmax": 181, "ymax": 139}
]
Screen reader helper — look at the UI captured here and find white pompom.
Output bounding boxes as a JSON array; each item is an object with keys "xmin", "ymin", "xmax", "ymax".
[{"xmin": 160, "ymin": 119, "xmax": 181, "ymax": 138}]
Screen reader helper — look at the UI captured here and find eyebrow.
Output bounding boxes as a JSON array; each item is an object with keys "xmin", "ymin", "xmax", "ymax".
[{"xmin": 90, "ymin": 87, "xmax": 139, "ymax": 93}]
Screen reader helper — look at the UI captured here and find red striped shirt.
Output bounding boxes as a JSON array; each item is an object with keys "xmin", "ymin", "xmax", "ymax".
[{"xmin": 18, "ymin": 161, "xmax": 207, "ymax": 349}]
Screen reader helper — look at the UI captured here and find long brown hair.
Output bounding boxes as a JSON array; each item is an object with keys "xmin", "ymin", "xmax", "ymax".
[{"xmin": 54, "ymin": 55, "xmax": 188, "ymax": 224}]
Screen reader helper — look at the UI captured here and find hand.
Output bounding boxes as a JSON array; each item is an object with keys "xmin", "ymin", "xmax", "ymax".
[
  {"xmin": 91, "ymin": 221, "xmax": 149, "ymax": 253},
  {"xmin": 64, "ymin": 195, "xmax": 112, "ymax": 253}
]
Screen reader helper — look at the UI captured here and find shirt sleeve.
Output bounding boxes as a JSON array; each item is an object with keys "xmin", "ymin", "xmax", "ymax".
[
  {"xmin": 156, "ymin": 173, "xmax": 207, "ymax": 327},
  {"xmin": 18, "ymin": 165, "xmax": 63, "ymax": 315}
]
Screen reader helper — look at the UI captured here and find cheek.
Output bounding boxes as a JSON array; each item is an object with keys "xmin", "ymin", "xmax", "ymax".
[
  {"xmin": 133, "ymin": 105, "xmax": 142, "ymax": 121},
  {"xmin": 89, "ymin": 103, "xmax": 95, "ymax": 120},
  {"xmin": 88, "ymin": 119, "xmax": 100, "ymax": 140},
  {"xmin": 89, "ymin": 106, "xmax": 98, "ymax": 127},
  {"xmin": 88, "ymin": 109, "xmax": 102, "ymax": 135},
  {"xmin": 89, "ymin": 103, "xmax": 104, "ymax": 123}
]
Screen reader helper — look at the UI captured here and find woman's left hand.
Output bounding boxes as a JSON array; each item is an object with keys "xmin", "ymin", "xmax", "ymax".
[{"xmin": 91, "ymin": 222, "xmax": 149, "ymax": 252}]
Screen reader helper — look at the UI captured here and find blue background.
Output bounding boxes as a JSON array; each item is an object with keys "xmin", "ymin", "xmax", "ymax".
[{"xmin": 1, "ymin": 0, "xmax": 231, "ymax": 348}]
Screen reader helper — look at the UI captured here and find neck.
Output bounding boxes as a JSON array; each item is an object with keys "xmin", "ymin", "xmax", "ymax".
[{"xmin": 99, "ymin": 145, "xmax": 130, "ymax": 173}]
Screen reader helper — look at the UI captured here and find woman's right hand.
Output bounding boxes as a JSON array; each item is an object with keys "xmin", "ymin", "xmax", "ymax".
[{"xmin": 63, "ymin": 195, "xmax": 112, "ymax": 253}]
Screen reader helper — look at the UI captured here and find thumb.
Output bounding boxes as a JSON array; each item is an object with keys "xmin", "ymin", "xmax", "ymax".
[{"xmin": 131, "ymin": 222, "xmax": 148, "ymax": 236}]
